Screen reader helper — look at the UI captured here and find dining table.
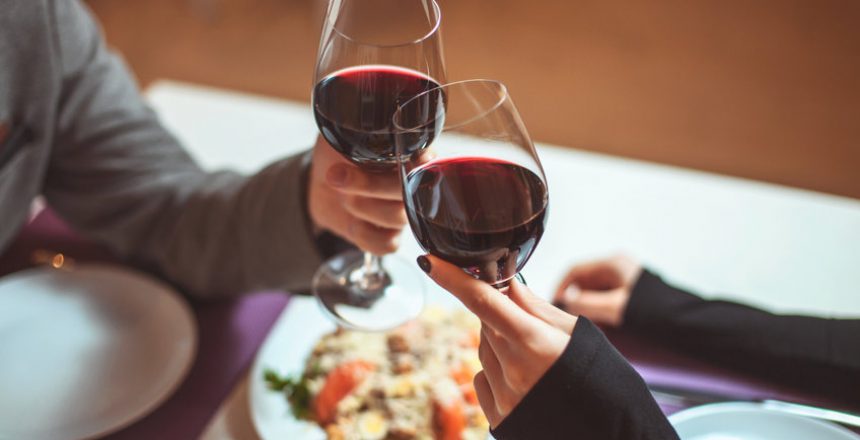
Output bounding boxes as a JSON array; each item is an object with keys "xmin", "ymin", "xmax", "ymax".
[{"xmin": 2, "ymin": 80, "xmax": 858, "ymax": 439}]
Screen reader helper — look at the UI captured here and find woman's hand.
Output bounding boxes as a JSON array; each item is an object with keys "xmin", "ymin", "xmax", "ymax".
[
  {"xmin": 417, "ymin": 255, "xmax": 577, "ymax": 428},
  {"xmin": 552, "ymin": 255, "xmax": 642, "ymax": 326},
  {"xmin": 307, "ymin": 136, "xmax": 407, "ymax": 255}
]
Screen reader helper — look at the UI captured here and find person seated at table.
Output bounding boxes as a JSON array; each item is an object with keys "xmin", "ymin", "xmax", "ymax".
[
  {"xmin": 0, "ymin": 0, "xmax": 394, "ymax": 296},
  {"xmin": 552, "ymin": 255, "xmax": 860, "ymax": 405},
  {"xmin": 415, "ymin": 254, "xmax": 681, "ymax": 440}
]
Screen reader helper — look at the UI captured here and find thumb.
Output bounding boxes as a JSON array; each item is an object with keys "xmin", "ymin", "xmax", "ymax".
[{"xmin": 557, "ymin": 285, "xmax": 627, "ymax": 326}]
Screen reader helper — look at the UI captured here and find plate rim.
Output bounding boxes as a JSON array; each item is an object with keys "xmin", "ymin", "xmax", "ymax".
[
  {"xmin": 668, "ymin": 401, "xmax": 860, "ymax": 439},
  {"xmin": 0, "ymin": 263, "xmax": 199, "ymax": 439},
  {"xmin": 247, "ymin": 297, "xmax": 329, "ymax": 440}
]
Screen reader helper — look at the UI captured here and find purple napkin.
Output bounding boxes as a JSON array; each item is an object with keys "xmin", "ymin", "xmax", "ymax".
[{"xmin": 107, "ymin": 291, "xmax": 289, "ymax": 439}]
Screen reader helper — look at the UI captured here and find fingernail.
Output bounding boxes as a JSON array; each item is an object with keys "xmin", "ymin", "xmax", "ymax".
[
  {"xmin": 565, "ymin": 284, "xmax": 581, "ymax": 300},
  {"xmin": 416, "ymin": 255, "xmax": 431, "ymax": 274},
  {"xmin": 326, "ymin": 165, "xmax": 349, "ymax": 187}
]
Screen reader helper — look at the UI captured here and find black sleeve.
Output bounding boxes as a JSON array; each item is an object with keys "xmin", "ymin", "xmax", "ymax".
[
  {"xmin": 625, "ymin": 270, "xmax": 860, "ymax": 405},
  {"xmin": 491, "ymin": 318, "xmax": 678, "ymax": 440}
]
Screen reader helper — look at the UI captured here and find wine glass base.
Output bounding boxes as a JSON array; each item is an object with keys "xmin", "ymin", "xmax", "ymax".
[{"xmin": 313, "ymin": 250, "xmax": 425, "ymax": 331}]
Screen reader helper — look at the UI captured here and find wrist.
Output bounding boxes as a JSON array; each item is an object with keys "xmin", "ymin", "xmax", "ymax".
[{"xmin": 608, "ymin": 288, "xmax": 631, "ymax": 326}]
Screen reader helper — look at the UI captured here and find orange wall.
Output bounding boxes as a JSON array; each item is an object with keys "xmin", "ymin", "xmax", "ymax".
[{"xmin": 88, "ymin": 0, "xmax": 860, "ymax": 198}]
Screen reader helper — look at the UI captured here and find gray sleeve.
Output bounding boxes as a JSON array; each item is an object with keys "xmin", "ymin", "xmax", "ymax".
[{"xmin": 43, "ymin": 0, "xmax": 324, "ymax": 297}]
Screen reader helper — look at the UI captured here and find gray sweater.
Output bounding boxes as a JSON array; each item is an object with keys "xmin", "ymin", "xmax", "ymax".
[{"xmin": 0, "ymin": 0, "xmax": 324, "ymax": 296}]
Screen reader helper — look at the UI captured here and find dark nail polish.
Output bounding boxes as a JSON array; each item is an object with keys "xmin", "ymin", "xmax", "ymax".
[{"xmin": 416, "ymin": 255, "xmax": 431, "ymax": 274}]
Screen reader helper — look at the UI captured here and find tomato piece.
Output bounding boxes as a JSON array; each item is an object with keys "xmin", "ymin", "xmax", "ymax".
[
  {"xmin": 434, "ymin": 399, "xmax": 466, "ymax": 440},
  {"xmin": 460, "ymin": 383, "xmax": 479, "ymax": 405},
  {"xmin": 313, "ymin": 360, "xmax": 375, "ymax": 424},
  {"xmin": 450, "ymin": 363, "xmax": 480, "ymax": 405},
  {"xmin": 458, "ymin": 331, "xmax": 480, "ymax": 348},
  {"xmin": 450, "ymin": 364, "xmax": 472, "ymax": 385}
]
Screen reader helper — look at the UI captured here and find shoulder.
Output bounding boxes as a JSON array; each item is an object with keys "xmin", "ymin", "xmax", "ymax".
[
  {"xmin": 0, "ymin": 1, "xmax": 52, "ymax": 54},
  {"xmin": 0, "ymin": 1, "xmax": 58, "ymax": 110},
  {"xmin": 48, "ymin": 0, "xmax": 107, "ymax": 75}
]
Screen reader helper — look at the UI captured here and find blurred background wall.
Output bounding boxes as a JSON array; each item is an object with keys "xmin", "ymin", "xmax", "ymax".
[{"xmin": 86, "ymin": 0, "xmax": 860, "ymax": 199}]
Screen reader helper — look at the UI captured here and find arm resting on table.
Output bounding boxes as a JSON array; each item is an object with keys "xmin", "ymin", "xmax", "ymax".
[{"xmin": 625, "ymin": 270, "xmax": 860, "ymax": 405}]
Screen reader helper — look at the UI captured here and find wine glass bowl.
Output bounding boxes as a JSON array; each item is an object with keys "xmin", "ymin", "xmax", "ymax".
[
  {"xmin": 313, "ymin": 66, "xmax": 444, "ymax": 171},
  {"xmin": 394, "ymin": 80, "xmax": 549, "ymax": 289}
]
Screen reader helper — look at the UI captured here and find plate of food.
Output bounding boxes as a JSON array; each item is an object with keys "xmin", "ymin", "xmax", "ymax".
[{"xmin": 249, "ymin": 296, "xmax": 490, "ymax": 440}]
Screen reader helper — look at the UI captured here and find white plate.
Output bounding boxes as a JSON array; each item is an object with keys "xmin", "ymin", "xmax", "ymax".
[
  {"xmin": 669, "ymin": 402, "xmax": 860, "ymax": 440},
  {"xmin": 0, "ymin": 264, "xmax": 197, "ymax": 440}
]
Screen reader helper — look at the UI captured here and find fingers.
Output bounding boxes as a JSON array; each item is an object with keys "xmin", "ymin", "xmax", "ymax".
[
  {"xmin": 551, "ymin": 282, "xmax": 580, "ymax": 308},
  {"xmin": 309, "ymin": 139, "xmax": 407, "ymax": 254},
  {"xmin": 418, "ymin": 255, "xmax": 540, "ymax": 336},
  {"xmin": 478, "ymin": 327, "xmax": 508, "ymax": 415},
  {"xmin": 326, "ymin": 164, "xmax": 402, "ymax": 201},
  {"xmin": 552, "ymin": 260, "xmax": 609, "ymax": 301},
  {"xmin": 552, "ymin": 255, "xmax": 630, "ymax": 300},
  {"xmin": 479, "ymin": 322, "xmax": 551, "ymax": 420},
  {"xmin": 557, "ymin": 287, "xmax": 628, "ymax": 326},
  {"xmin": 349, "ymin": 221, "xmax": 401, "ymax": 255},
  {"xmin": 343, "ymin": 196, "xmax": 408, "ymax": 229},
  {"xmin": 473, "ymin": 371, "xmax": 501, "ymax": 428},
  {"xmin": 309, "ymin": 193, "xmax": 401, "ymax": 255},
  {"xmin": 507, "ymin": 279, "xmax": 577, "ymax": 335}
]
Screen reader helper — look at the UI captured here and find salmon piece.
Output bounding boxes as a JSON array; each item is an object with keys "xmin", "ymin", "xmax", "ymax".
[{"xmin": 314, "ymin": 360, "xmax": 375, "ymax": 424}]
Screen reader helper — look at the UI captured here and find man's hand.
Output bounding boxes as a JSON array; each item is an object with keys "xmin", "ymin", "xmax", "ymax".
[
  {"xmin": 307, "ymin": 136, "xmax": 407, "ymax": 255},
  {"xmin": 552, "ymin": 254, "xmax": 642, "ymax": 326}
]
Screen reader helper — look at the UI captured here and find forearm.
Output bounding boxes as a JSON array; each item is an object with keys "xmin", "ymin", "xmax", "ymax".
[
  {"xmin": 625, "ymin": 270, "xmax": 860, "ymax": 403},
  {"xmin": 492, "ymin": 318, "xmax": 678, "ymax": 440},
  {"xmin": 135, "ymin": 152, "xmax": 324, "ymax": 296}
]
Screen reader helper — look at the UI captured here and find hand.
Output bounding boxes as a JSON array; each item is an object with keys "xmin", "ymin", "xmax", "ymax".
[
  {"xmin": 418, "ymin": 254, "xmax": 576, "ymax": 428},
  {"xmin": 307, "ymin": 136, "xmax": 407, "ymax": 255},
  {"xmin": 552, "ymin": 254, "xmax": 642, "ymax": 327}
]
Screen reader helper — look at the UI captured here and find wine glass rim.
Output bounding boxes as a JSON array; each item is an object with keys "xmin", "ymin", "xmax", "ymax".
[
  {"xmin": 393, "ymin": 78, "xmax": 509, "ymax": 133},
  {"xmin": 331, "ymin": 0, "xmax": 443, "ymax": 48}
]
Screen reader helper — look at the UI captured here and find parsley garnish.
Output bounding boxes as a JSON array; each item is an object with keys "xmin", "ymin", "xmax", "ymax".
[{"xmin": 263, "ymin": 368, "xmax": 313, "ymax": 420}]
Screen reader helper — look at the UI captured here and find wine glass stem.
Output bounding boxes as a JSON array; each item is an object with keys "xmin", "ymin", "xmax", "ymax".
[
  {"xmin": 363, "ymin": 252, "xmax": 382, "ymax": 275},
  {"xmin": 352, "ymin": 252, "xmax": 387, "ymax": 293}
]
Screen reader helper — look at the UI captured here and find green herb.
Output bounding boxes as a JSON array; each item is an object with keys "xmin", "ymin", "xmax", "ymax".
[
  {"xmin": 263, "ymin": 368, "xmax": 313, "ymax": 420},
  {"xmin": 263, "ymin": 369, "xmax": 291, "ymax": 391}
]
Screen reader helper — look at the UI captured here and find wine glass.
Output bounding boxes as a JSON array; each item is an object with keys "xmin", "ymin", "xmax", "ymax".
[
  {"xmin": 311, "ymin": 0, "xmax": 446, "ymax": 330},
  {"xmin": 394, "ymin": 80, "xmax": 549, "ymax": 289}
]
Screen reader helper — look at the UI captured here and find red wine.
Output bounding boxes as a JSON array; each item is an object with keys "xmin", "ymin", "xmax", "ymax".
[
  {"xmin": 313, "ymin": 65, "xmax": 444, "ymax": 171},
  {"xmin": 404, "ymin": 157, "xmax": 548, "ymax": 285}
]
